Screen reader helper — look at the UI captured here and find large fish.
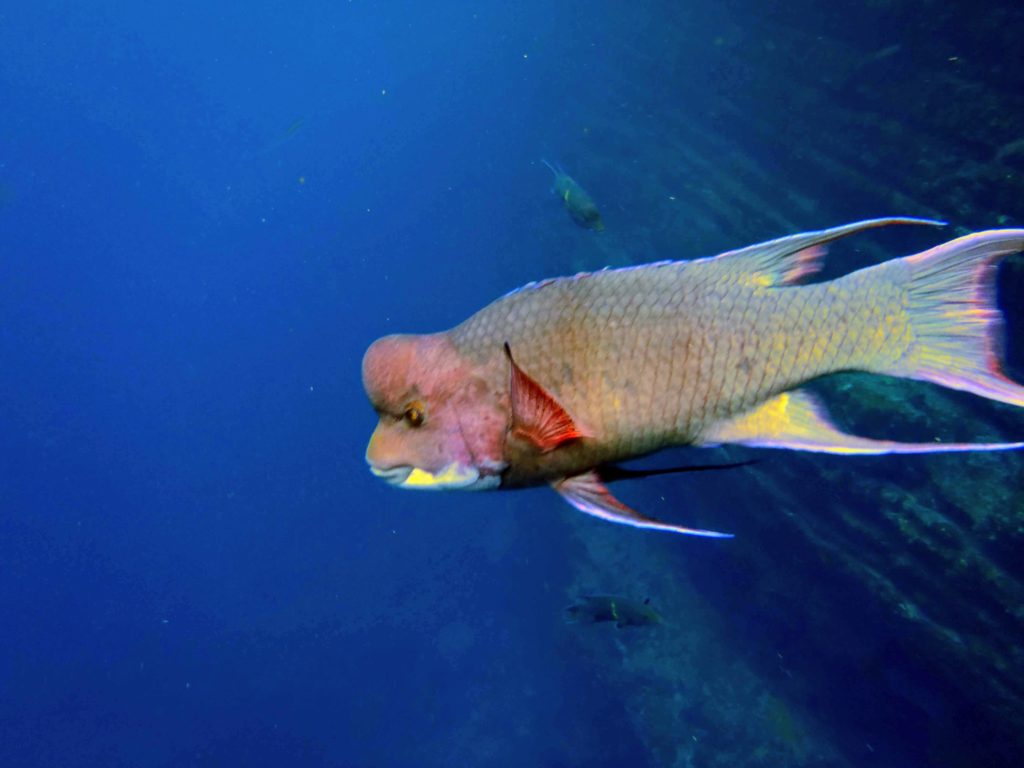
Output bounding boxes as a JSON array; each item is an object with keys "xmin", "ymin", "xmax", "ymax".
[{"xmin": 362, "ymin": 219, "xmax": 1024, "ymax": 537}]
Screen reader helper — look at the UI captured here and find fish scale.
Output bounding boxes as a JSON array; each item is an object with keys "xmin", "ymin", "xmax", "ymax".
[{"xmin": 450, "ymin": 258, "xmax": 891, "ymax": 470}]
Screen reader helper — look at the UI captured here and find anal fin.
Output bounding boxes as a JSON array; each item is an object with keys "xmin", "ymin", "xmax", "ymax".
[
  {"xmin": 553, "ymin": 472, "xmax": 732, "ymax": 538},
  {"xmin": 701, "ymin": 390, "xmax": 1024, "ymax": 454}
]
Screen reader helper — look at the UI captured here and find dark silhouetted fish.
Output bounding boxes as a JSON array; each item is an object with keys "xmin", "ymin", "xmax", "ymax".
[{"xmin": 564, "ymin": 595, "xmax": 661, "ymax": 628}]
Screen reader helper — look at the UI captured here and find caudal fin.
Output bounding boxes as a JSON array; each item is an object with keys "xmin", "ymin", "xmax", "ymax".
[{"xmin": 894, "ymin": 229, "xmax": 1024, "ymax": 406}]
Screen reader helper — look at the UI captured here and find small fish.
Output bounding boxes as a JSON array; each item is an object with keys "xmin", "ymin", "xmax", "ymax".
[
  {"xmin": 542, "ymin": 159, "xmax": 604, "ymax": 231},
  {"xmin": 564, "ymin": 595, "xmax": 661, "ymax": 628},
  {"xmin": 362, "ymin": 219, "xmax": 1024, "ymax": 537},
  {"xmin": 251, "ymin": 117, "xmax": 306, "ymax": 158}
]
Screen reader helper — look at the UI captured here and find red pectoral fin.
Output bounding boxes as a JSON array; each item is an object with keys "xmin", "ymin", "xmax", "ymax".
[
  {"xmin": 553, "ymin": 471, "xmax": 733, "ymax": 538},
  {"xmin": 505, "ymin": 342, "xmax": 585, "ymax": 453}
]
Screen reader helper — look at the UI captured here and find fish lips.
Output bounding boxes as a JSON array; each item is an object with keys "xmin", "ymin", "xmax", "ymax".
[
  {"xmin": 369, "ymin": 462, "xmax": 499, "ymax": 491},
  {"xmin": 369, "ymin": 465, "xmax": 414, "ymax": 485}
]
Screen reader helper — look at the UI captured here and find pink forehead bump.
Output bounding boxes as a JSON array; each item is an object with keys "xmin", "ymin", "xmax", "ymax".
[{"xmin": 362, "ymin": 334, "xmax": 416, "ymax": 403}]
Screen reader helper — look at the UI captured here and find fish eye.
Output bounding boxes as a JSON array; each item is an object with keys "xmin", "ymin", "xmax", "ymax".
[{"xmin": 403, "ymin": 401, "xmax": 425, "ymax": 428}]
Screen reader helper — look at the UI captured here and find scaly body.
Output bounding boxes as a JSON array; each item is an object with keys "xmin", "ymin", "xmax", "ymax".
[{"xmin": 450, "ymin": 248, "xmax": 908, "ymax": 484}]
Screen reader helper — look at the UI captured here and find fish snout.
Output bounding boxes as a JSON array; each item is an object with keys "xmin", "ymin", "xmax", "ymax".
[
  {"xmin": 365, "ymin": 422, "xmax": 499, "ymax": 491},
  {"xmin": 366, "ymin": 455, "xmax": 497, "ymax": 491},
  {"xmin": 365, "ymin": 427, "xmax": 413, "ymax": 484},
  {"xmin": 369, "ymin": 463, "xmax": 413, "ymax": 486}
]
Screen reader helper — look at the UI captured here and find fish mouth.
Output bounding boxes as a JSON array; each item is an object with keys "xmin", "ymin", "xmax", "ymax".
[
  {"xmin": 368, "ymin": 461, "xmax": 491, "ymax": 490},
  {"xmin": 369, "ymin": 465, "xmax": 414, "ymax": 485}
]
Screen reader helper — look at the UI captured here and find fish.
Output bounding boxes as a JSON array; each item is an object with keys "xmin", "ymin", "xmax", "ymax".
[
  {"xmin": 564, "ymin": 595, "xmax": 661, "ymax": 628},
  {"xmin": 362, "ymin": 218, "xmax": 1024, "ymax": 537},
  {"xmin": 251, "ymin": 117, "xmax": 306, "ymax": 158},
  {"xmin": 542, "ymin": 159, "xmax": 604, "ymax": 231}
]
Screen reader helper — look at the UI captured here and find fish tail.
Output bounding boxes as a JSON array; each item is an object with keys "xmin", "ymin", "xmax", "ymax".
[{"xmin": 880, "ymin": 229, "xmax": 1024, "ymax": 406}]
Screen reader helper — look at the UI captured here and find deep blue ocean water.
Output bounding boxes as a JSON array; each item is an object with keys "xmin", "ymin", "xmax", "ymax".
[{"xmin": 3, "ymin": 2, "xmax": 1023, "ymax": 766}]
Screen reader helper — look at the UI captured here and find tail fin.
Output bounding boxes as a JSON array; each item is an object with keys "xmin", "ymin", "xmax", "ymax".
[{"xmin": 895, "ymin": 229, "xmax": 1024, "ymax": 406}]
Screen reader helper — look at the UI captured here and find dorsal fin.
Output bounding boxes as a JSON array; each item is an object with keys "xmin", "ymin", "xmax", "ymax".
[{"xmin": 705, "ymin": 217, "xmax": 945, "ymax": 287}]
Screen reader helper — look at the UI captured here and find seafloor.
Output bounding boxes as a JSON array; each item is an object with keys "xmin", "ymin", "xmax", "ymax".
[{"xmin": 539, "ymin": 3, "xmax": 1024, "ymax": 766}]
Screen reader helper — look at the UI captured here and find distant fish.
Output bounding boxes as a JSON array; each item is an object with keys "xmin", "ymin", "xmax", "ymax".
[
  {"xmin": 865, "ymin": 44, "xmax": 902, "ymax": 63},
  {"xmin": 362, "ymin": 218, "xmax": 1024, "ymax": 537},
  {"xmin": 251, "ymin": 117, "xmax": 306, "ymax": 158},
  {"xmin": 564, "ymin": 595, "xmax": 661, "ymax": 628},
  {"xmin": 542, "ymin": 159, "xmax": 604, "ymax": 231}
]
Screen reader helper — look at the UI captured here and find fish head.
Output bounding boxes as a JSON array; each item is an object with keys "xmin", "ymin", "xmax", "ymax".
[{"xmin": 362, "ymin": 333, "xmax": 508, "ymax": 491}]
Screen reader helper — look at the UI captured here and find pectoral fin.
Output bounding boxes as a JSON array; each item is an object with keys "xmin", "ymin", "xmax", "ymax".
[
  {"xmin": 701, "ymin": 390, "xmax": 1024, "ymax": 454},
  {"xmin": 505, "ymin": 342, "xmax": 586, "ymax": 452},
  {"xmin": 553, "ymin": 471, "xmax": 733, "ymax": 538}
]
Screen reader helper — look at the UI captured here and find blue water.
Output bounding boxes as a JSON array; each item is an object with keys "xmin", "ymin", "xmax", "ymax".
[{"xmin": 3, "ymin": 2, "xmax": 1023, "ymax": 766}]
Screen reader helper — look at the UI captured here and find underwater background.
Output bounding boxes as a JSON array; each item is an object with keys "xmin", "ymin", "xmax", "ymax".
[{"xmin": 2, "ymin": 1, "xmax": 1023, "ymax": 766}]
